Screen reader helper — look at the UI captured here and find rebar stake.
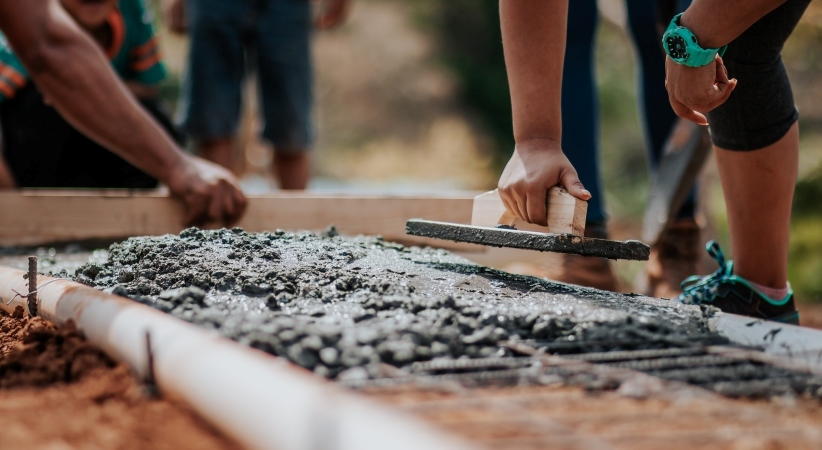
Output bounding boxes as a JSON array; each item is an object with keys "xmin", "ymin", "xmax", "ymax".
[
  {"xmin": 144, "ymin": 331, "xmax": 159, "ymax": 398},
  {"xmin": 27, "ymin": 256, "xmax": 37, "ymax": 316}
]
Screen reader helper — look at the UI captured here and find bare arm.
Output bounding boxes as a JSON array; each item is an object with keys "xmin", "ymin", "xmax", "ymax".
[
  {"xmin": 0, "ymin": 0, "xmax": 246, "ymax": 225},
  {"xmin": 680, "ymin": 0, "xmax": 788, "ymax": 48},
  {"xmin": 497, "ymin": 0, "xmax": 589, "ymax": 226},
  {"xmin": 500, "ymin": 0, "xmax": 566, "ymax": 145},
  {"xmin": 0, "ymin": 0, "xmax": 185, "ymax": 183}
]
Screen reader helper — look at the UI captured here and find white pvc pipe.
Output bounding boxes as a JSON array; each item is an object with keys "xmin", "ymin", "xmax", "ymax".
[
  {"xmin": 0, "ymin": 267, "xmax": 473, "ymax": 450},
  {"xmin": 710, "ymin": 312, "xmax": 822, "ymax": 373}
]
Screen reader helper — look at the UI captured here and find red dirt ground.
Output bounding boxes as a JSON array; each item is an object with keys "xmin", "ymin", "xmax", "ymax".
[{"xmin": 0, "ymin": 308, "xmax": 239, "ymax": 449}]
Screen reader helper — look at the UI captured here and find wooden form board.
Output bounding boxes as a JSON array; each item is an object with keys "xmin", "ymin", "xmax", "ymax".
[
  {"xmin": 0, "ymin": 190, "xmax": 482, "ymax": 249},
  {"xmin": 471, "ymin": 188, "xmax": 587, "ymax": 236}
]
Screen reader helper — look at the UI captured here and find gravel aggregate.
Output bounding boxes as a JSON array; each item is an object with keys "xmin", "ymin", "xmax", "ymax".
[{"xmin": 71, "ymin": 227, "xmax": 720, "ymax": 380}]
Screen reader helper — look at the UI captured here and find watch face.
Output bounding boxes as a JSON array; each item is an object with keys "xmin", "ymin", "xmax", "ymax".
[{"xmin": 666, "ymin": 35, "xmax": 688, "ymax": 60}]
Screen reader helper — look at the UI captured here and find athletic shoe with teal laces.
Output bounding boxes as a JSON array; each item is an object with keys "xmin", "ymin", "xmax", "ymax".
[{"xmin": 676, "ymin": 241, "xmax": 799, "ymax": 325}]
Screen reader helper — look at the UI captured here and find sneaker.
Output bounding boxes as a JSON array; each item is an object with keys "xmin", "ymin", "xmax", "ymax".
[
  {"xmin": 637, "ymin": 219, "xmax": 700, "ymax": 298},
  {"xmin": 676, "ymin": 241, "xmax": 799, "ymax": 325},
  {"xmin": 502, "ymin": 223, "xmax": 618, "ymax": 292}
]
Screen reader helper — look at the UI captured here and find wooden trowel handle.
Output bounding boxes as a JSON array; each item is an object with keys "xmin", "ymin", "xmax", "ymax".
[{"xmin": 471, "ymin": 187, "xmax": 587, "ymax": 236}]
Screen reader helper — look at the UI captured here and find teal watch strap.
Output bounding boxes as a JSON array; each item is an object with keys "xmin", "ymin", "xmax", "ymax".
[{"xmin": 663, "ymin": 13, "xmax": 728, "ymax": 68}]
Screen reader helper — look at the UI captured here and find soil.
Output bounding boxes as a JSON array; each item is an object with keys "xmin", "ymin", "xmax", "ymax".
[
  {"xmin": 0, "ymin": 307, "xmax": 114, "ymax": 388},
  {"xmin": 0, "ymin": 309, "xmax": 238, "ymax": 449},
  {"xmin": 797, "ymin": 302, "xmax": 822, "ymax": 329},
  {"xmin": 367, "ymin": 384, "xmax": 822, "ymax": 449}
]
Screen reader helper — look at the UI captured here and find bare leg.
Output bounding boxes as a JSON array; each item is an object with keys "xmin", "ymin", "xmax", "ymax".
[
  {"xmin": 273, "ymin": 150, "xmax": 310, "ymax": 190},
  {"xmin": 197, "ymin": 137, "xmax": 235, "ymax": 173},
  {"xmin": 715, "ymin": 122, "xmax": 798, "ymax": 288}
]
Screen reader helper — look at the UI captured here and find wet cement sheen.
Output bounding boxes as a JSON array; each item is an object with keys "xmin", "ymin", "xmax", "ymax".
[{"xmin": 71, "ymin": 228, "xmax": 719, "ymax": 382}]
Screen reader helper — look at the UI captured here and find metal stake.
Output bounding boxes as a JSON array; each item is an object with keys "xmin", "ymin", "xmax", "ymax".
[
  {"xmin": 27, "ymin": 256, "xmax": 37, "ymax": 316},
  {"xmin": 144, "ymin": 331, "xmax": 159, "ymax": 397}
]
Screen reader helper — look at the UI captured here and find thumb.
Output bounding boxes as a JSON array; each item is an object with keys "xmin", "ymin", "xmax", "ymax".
[
  {"xmin": 708, "ymin": 78, "xmax": 737, "ymax": 110},
  {"xmin": 561, "ymin": 171, "xmax": 591, "ymax": 201}
]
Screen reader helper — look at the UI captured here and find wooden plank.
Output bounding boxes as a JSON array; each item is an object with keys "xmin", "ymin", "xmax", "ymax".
[
  {"xmin": 0, "ymin": 190, "xmax": 483, "ymax": 250},
  {"xmin": 471, "ymin": 187, "xmax": 586, "ymax": 236}
]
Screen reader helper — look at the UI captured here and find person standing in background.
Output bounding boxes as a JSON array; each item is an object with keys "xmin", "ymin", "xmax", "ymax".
[{"xmin": 167, "ymin": 0, "xmax": 353, "ymax": 190}]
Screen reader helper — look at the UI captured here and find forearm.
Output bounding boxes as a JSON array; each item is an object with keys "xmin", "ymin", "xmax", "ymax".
[
  {"xmin": 0, "ymin": 0, "xmax": 186, "ymax": 184},
  {"xmin": 499, "ymin": 0, "xmax": 567, "ymax": 145},
  {"xmin": 681, "ymin": 0, "xmax": 787, "ymax": 48}
]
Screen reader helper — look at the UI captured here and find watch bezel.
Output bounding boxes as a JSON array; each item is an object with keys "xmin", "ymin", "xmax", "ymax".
[{"xmin": 665, "ymin": 33, "xmax": 689, "ymax": 62}]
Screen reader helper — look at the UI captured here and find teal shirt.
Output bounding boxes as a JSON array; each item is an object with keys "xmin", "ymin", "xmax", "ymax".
[{"xmin": 0, "ymin": 0, "xmax": 166, "ymax": 103}]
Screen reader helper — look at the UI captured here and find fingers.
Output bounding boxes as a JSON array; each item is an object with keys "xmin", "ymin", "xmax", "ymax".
[
  {"xmin": 707, "ymin": 78, "xmax": 736, "ymax": 110},
  {"xmin": 525, "ymin": 188, "xmax": 547, "ymax": 226},
  {"xmin": 498, "ymin": 187, "xmax": 516, "ymax": 220},
  {"xmin": 510, "ymin": 193, "xmax": 528, "ymax": 224},
  {"xmin": 222, "ymin": 188, "xmax": 238, "ymax": 226},
  {"xmin": 715, "ymin": 56, "xmax": 729, "ymax": 84},
  {"xmin": 225, "ymin": 184, "xmax": 247, "ymax": 227},
  {"xmin": 498, "ymin": 186, "xmax": 527, "ymax": 223},
  {"xmin": 184, "ymin": 184, "xmax": 246, "ymax": 228},
  {"xmin": 669, "ymin": 97, "xmax": 708, "ymax": 125},
  {"xmin": 666, "ymin": 55, "xmax": 736, "ymax": 124},
  {"xmin": 183, "ymin": 192, "xmax": 207, "ymax": 227},
  {"xmin": 560, "ymin": 171, "xmax": 591, "ymax": 201},
  {"xmin": 207, "ymin": 187, "xmax": 223, "ymax": 224},
  {"xmin": 703, "ymin": 57, "xmax": 735, "ymax": 109}
]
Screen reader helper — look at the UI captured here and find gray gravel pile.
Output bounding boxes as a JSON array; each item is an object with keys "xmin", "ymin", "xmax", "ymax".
[{"xmin": 72, "ymin": 227, "xmax": 723, "ymax": 382}]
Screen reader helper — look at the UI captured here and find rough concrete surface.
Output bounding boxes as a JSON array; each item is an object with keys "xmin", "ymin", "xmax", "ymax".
[
  {"xmin": 70, "ymin": 229, "xmax": 710, "ymax": 375},
  {"xmin": 7, "ymin": 227, "xmax": 820, "ymax": 399}
]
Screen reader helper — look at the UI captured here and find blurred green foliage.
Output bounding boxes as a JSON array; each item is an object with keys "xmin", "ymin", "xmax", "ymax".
[
  {"xmin": 411, "ymin": 0, "xmax": 513, "ymax": 170},
  {"xmin": 791, "ymin": 167, "xmax": 822, "ymax": 302}
]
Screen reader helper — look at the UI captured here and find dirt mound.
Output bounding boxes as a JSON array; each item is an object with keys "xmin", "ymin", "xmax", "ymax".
[
  {"xmin": 0, "ymin": 310, "xmax": 238, "ymax": 448},
  {"xmin": 0, "ymin": 308, "xmax": 114, "ymax": 388}
]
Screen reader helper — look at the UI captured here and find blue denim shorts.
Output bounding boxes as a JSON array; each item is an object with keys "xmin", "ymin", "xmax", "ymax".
[{"xmin": 179, "ymin": 0, "xmax": 313, "ymax": 151}]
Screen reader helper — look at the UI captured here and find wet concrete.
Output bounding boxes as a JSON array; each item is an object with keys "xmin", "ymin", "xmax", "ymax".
[
  {"xmin": 406, "ymin": 219, "xmax": 650, "ymax": 260},
  {"xmin": 68, "ymin": 227, "xmax": 713, "ymax": 382}
]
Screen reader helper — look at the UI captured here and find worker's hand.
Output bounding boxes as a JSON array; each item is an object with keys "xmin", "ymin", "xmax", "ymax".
[
  {"xmin": 165, "ymin": 155, "xmax": 248, "ymax": 227},
  {"xmin": 164, "ymin": 0, "xmax": 187, "ymax": 35},
  {"xmin": 665, "ymin": 54, "xmax": 737, "ymax": 125},
  {"xmin": 314, "ymin": 0, "xmax": 352, "ymax": 29},
  {"xmin": 498, "ymin": 139, "xmax": 590, "ymax": 226}
]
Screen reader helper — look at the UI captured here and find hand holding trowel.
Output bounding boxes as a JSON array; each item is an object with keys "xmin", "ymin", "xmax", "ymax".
[{"xmin": 406, "ymin": 185, "xmax": 649, "ymax": 261}]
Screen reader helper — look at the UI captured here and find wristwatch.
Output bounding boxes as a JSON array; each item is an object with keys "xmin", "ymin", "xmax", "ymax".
[{"xmin": 662, "ymin": 13, "xmax": 727, "ymax": 67}]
